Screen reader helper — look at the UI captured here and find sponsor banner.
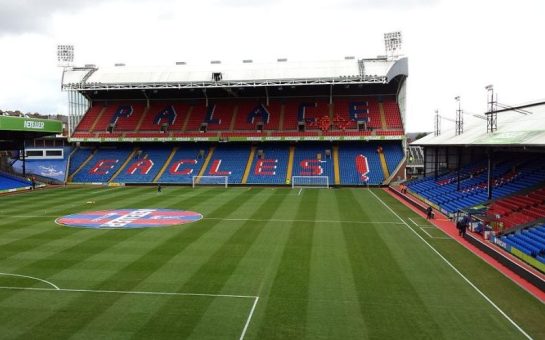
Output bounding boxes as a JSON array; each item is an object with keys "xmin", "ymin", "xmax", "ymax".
[
  {"xmin": 57, "ymin": 208, "xmax": 203, "ymax": 229},
  {"xmin": 70, "ymin": 135, "xmax": 405, "ymax": 143},
  {"xmin": 0, "ymin": 116, "xmax": 62, "ymax": 133},
  {"xmin": 510, "ymin": 247, "xmax": 545, "ymax": 273},
  {"xmin": 491, "ymin": 235, "xmax": 511, "ymax": 252}
]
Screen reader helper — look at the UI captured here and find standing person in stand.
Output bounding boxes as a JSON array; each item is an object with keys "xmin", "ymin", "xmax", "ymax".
[
  {"xmin": 461, "ymin": 214, "xmax": 471, "ymax": 238},
  {"xmin": 426, "ymin": 206, "xmax": 433, "ymax": 220},
  {"xmin": 460, "ymin": 218, "xmax": 468, "ymax": 238}
]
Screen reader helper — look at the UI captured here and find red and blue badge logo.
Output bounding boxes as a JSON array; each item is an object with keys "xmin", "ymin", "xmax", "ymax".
[{"xmin": 56, "ymin": 209, "xmax": 203, "ymax": 229}]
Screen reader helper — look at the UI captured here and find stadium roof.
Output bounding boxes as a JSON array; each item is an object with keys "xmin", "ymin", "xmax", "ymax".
[
  {"xmin": 0, "ymin": 116, "xmax": 63, "ymax": 149},
  {"xmin": 412, "ymin": 101, "xmax": 545, "ymax": 147},
  {"xmin": 62, "ymin": 57, "xmax": 408, "ymax": 91}
]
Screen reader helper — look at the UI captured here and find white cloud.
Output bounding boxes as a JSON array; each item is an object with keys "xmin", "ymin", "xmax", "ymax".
[{"xmin": 0, "ymin": 0, "xmax": 544, "ymax": 132}]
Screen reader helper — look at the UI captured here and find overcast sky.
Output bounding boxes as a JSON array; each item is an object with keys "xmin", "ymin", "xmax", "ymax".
[{"xmin": 0, "ymin": 0, "xmax": 544, "ymax": 132}]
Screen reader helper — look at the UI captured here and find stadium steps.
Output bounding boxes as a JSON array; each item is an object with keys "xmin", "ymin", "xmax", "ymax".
[
  {"xmin": 378, "ymin": 148, "xmax": 390, "ymax": 179},
  {"xmin": 378, "ymin": 102, "xmax": 388, "ymax": 130},
  {"xmin": 241, "ymin": 146, "xmax": 256, "ymax": 184},
  {"xmin": 229, "ymin": 105, "xmax": 238, "ymax": 131},
  {"xmin": 279, "ymin": 104, "xmax": 285, "ymax": 131},
  {"xmin": 134, "ymin": 106, "xmax": 150, "ymax": 132},
  {"xmin": 196, "ymin": 146, "xmax": 216, "ymax": 179},
  {"xmin": 153, "ymin": 147, "xmax": 178, "ymax": 183},
  {"xmin": 333, "ymin": 145, "xmax": 341, "ymax": 185},
  {"xmin": 109, "ymin": 147, "xmax": 139, "ymax": 183},
  {"xmin": 384, "ymin": 154, "xmax": 407, "ymax": 185},
  {"xmin": 286, "ymin": 145, "xmax": 295, "ymax": 184},
  {"xmin": 90, "ymin": 107, "xmax": 107, "ymax": 132},
  {"xmin": 68, "ymin": 148, "xmax": 97, "ymax": 182},
  {"xmin": 181, "ymin": 106, "xmax": 193, "ymax": 132}
]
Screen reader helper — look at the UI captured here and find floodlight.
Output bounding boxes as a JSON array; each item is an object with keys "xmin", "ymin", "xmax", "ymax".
[
  {"xmin": 384, "ymin": 31, "xmax": 403, "ymax": 54},
  {"xmin": 57, "ymin": 44, "xmax": 74, "ymax": 67},
  {"xmin": 485, "ymin": 84, "xmax": 493, "ymax": 91}
]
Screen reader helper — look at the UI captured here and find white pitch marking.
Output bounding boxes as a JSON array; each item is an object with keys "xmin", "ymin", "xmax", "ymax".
[
  {"xmin": 0, "ymin": 215, "xmax": 59, "ymax": 218},
  {"xmin": 298, "ymin": 188, "xmax": 303, "ymax": 196},
  {"xmin": 419, "ymin": 227, "xmax": 434, "ymax": 238},
  {"xmin": 0, "ymin": 215, "xmax": 404, "ymax": 226},
  {"xmin": 0, "ymin": 285, "xmax": 260, "ymax": 339},
  {"xmin": 368, "ymin": 190, "xmax": 533, "ymax": 340},
  {"xmin": 239, "ymin": 296, "xmax": 259, "ymax": 340},
  {"xmin": 0, "ymin": 273, "xmax": 59, "ymax": 290},
  {"xmin": 410, "ymin": 218, "xmax": 452, "ymax": 239},
  {"xmin": 0, "ymin": 285, "xmax": 256, "ymax": 300},
  {"xmin": 90, "ymin": 187, "xmax": 120, "ymax": 194},
  {"xmin": 203, "ymin": 217, "xmax": 404, "ymax": 225},
  {"xmin": 419, "ymin": 226, "xmax": 452, "ymax": 239}
]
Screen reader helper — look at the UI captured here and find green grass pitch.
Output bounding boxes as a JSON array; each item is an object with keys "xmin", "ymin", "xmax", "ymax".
[{"xmin": 0, "ymin": 186, "xmax": 544, "ymax": 339}]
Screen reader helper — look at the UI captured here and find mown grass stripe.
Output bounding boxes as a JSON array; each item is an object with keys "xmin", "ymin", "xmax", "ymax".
[
  {"xmin": 215, "ymin": 189, "xmax": 304, "ymax": 338},
  {"xmin": 256, "ymin": 189, "xmax": 319, "ymax": 339},
  {"xmin": 0, "ymin": 186, "xmax": 119, "ymax": 214},
  {"xmin": 16, "ymin": 188, "xmax": 257, "ymax": 339},
  {"xmin": 0, "ymin": 187, "xmax": 544, "ymax": 339},
  {"xmin": 337, "ymin": 189, "xmax": 444, "ymax": 338},
  {"xmin": 0, "ymin": 188, "xmax": 154, "ymax": 253},
  {"xmin": 143, "ymin": 188, "xmax": 289, "ymax": 338},
  {"xmin": 369, "ymin": 189, "xmax": 533, "ymax": 339},
  {"xmin": 304, "ymin": 189, "xmax": 369, "ymax": 339}
]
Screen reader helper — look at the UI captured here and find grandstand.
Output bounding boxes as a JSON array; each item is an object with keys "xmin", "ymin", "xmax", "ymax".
[
  {"xmin": 407, "ymin": 100, "xmax": 545, "ymax": 273},
  {"xmin": 0, "ymin": 116, "xmax": 64, "ymax": 191},
  {"xmin": 62, "ymin": 57, "xmax": 408, "ymax": 186},
  {"xmin": 3, "ymin": 43, "xmax": 545, "ymax": 339}
]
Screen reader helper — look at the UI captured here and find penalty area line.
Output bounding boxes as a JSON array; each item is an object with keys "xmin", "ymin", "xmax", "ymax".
[
  {"xmin": 0, "ymin": 285, "xmax": 256, "ymax": 300},
  {"xmin": 0, "ymin": 285, "xmax": 259, "ymax": 340},
  {"xmin": 239, "ymin": 296, "xmax": 259, "ymax": 340},
  {"xmin": 369, "ymin": 190, "xmax": 533, "ymax": 340}
]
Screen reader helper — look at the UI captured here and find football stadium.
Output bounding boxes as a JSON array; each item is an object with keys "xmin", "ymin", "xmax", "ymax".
[{"xmin": 1, "ymin": 38, "xmax": 545, "ymax": 339}]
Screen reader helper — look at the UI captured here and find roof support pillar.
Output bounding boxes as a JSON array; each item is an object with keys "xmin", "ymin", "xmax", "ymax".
[
  {"xmin": 202, "ymin": 89, "xmax": 208, "ymax": 107},
  {"xmin": 142, "ymin": 90, "xmax": 150, "ymax": 108},
  {"xmin": 21, "ymin": 141, "xmax": 26, "ymax": 177},
  {"xmin": 329, "ymin": 85, "xmax": 333, "ymax": 105},
  {"xmin": 487, "ymin": 148, "xmax": 494, "ymax": 200},
  {"xmin": 456, "ymin": 147, "xmax": 461, "ymax": 191},
  {"xmin": 434, "ymin": 147, "xmax": 439, "ymax": 179}
]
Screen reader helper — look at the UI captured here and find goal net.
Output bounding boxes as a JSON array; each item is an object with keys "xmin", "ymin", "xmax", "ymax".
[
  {"xmin": 192, "ymin": 176, "xmax": 228, "ymax": 188},
  {"xmin": 291, "ymin": 176, "xmax": 329, "ymax": 189}
]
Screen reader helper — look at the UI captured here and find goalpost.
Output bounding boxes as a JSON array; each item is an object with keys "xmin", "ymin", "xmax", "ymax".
[
  {"xmin": 291, "ymin": 176, "xmax": 329, "ymax": 189},
  {"xmin": 192, "ymin": 176, "xmax": 228, "ymax": 188}
]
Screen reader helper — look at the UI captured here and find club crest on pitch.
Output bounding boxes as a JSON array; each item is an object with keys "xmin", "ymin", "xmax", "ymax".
[{"xmin": 56, "ymin": 209, "xmax": 203, "ymax": 229}]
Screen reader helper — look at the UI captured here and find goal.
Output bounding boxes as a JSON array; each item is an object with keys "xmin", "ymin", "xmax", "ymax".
[
  {"xmin": 291, "ymin": 176, "xmax": 329, "ymax": 189},
  {"xmin": 192, "ymin": 176, "xmax": 228, "ymax": 188}
]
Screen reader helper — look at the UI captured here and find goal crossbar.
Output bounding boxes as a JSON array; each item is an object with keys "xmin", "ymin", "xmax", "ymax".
[
  {"xmin": 192, "ymin": 176, "xmax": 228, "ymax": 188},
  {"xmin": 291, "ymin": 176, "xmax": 329, "ymax": 189}
]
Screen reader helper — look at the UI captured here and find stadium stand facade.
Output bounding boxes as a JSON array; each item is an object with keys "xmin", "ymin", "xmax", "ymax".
[{"xmin": 61, "ymin": 57, "xmax": 408, "ymax": 187}]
